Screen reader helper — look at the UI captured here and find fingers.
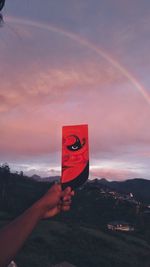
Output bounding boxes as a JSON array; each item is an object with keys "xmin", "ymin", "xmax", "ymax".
[
  {"xmin": 63, "ymin": 194, "xmax": 71, "ymax": 201},
  {"xmin": 50, "ymin": 184, "xmax": 74, "ymax": 198},
  {"xmin": 59, "ymin": 191, "xmax": 72, "ymax": 212},
  {"xmin": 61, "ymin": 205, "xmax": 70, "ymax": 211},
  {"xmin": 59, "ymin": 197, "xmax": 72, "ymax": 206},
  {"xmin": 62, "ymin": 199, "xmax": 72, "ymax": 205},
  {"xmin": 61, "ymin": 200, "xmax": 72, "ymax": 211},
  {"xmin": 62, "ymin": 186, "xmax": 72, "ymax": 196},
  {"xmin": 71, "ymin": 190, "xmax": 75, "ymax": 196},
  {"xmin": 62, "ymin": 186, "xmax": 75, "ymax": 198}
]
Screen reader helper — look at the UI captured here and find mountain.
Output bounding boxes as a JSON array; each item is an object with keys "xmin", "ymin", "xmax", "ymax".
[
  {"xmin": 31, "ymin": 175, "xmax": 60, "ymax": 183},
  {"xmin": 42, "ymin": 176, "xmax": 60, "ymax": 183},
  {"xmin": 88, "ymin": 178, "xmax": 150, "ymax": 203},
  {"xmin": 30, "ymin": 174, "xmax": 150, "ymax": 203},
  {"xmin": 15, "ymin": 220, "xmax": 150, "ymax": 267},
  {"xmin": 31, "ymin": 174, "xmax": 41, "ymax": 181},
  {"xmin": 0, "ymin": 166, "xmax": 150, "ymax": 267}
]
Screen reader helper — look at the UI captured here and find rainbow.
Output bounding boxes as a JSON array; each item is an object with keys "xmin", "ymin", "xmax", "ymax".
[{"xmin": 5, "ymin": 15, "xmax": 150, "ymax": 106}]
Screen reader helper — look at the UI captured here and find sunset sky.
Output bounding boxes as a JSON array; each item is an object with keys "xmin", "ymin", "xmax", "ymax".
[{"xmin": 0, "ymin": 0, "xmax": 150, "ymax": 180}]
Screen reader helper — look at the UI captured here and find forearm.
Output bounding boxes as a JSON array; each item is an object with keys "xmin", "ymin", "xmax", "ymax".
[
  {"xmin": 0, "ymin": 184, "xmax": 73, "ymax": 267},
  {"xmin": 0, "ymin": 200, "xmax": 45, "ymax": 267}
]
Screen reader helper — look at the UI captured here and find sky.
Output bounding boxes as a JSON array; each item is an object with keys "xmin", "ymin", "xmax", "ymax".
[{"xmin": 0, "ymin": 0, "xmax": 150, "ymax": 180}]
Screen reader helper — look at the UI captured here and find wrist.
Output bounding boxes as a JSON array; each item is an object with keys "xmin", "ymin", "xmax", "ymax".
[{"xmin": 31, "ymin": 198, "xmax": 48, "ymax": 220}]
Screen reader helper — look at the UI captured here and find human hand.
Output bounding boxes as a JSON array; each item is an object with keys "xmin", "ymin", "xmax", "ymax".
[{"xmin": 38, "ymin": 184, "xmax": 74, "ymax": 218}]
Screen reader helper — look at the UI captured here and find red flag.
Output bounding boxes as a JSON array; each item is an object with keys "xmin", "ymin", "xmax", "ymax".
[{"xmin": 61, "ymin": 124, "xmax": 89, "ymax": 189}]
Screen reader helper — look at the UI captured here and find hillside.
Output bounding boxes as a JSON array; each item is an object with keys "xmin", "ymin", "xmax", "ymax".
[
  {"xmin": 15, "ymin": 221, "xmax": 150, "ymax": 267},
  {"xmin": 88, "ymin": 178, "xmax": 150, "ymax": 203},
  {"xmin": 0, "ymin": 165, "xmax": 150, "ymax": 266},
  {"xmin": 0, "ymin": 219, "xmax": 150, "ymax": 267}
]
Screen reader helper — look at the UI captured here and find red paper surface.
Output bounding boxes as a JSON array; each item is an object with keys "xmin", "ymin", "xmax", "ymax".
[{"xmin": 61, "ymin": 124, "xmax": 89, "ymax": 188}]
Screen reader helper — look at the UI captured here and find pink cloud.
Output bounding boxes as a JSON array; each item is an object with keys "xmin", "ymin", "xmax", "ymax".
[
  {"xmin": 90, "ymin": 167, "xmax": 140, "ymax": 181},
  {"xmin": 0, "ymin": 60, "xmax": 150, "ymax": 158},
  {"xmin": 0, "ymin": 59, "xmax": 124, "ymax": 112},
  {"xmin": 0, "ymin": 21, "xmax": 150, "ymax": 182}
]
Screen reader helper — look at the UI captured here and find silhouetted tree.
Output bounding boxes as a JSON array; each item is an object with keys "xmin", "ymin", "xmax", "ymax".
[
  {"xmin": 20, "ymin": 171, "xmax": 23, "ymax": 177},
  {"xmin": 0, "ymin": 13, "xmax": 4, "ymax": 26},
  {"xmin": 0, "ymin": 163, "xmax": 10, "ymax": 208},
  {"xmin": 0, "ymin": 0, "xmax": 5, "ymax": 11}
]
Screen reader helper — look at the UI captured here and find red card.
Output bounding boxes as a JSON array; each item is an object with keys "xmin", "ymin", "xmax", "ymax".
[{"xmin": 61, "ymin": 124, "xmax": 89, "ymax": 189}]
